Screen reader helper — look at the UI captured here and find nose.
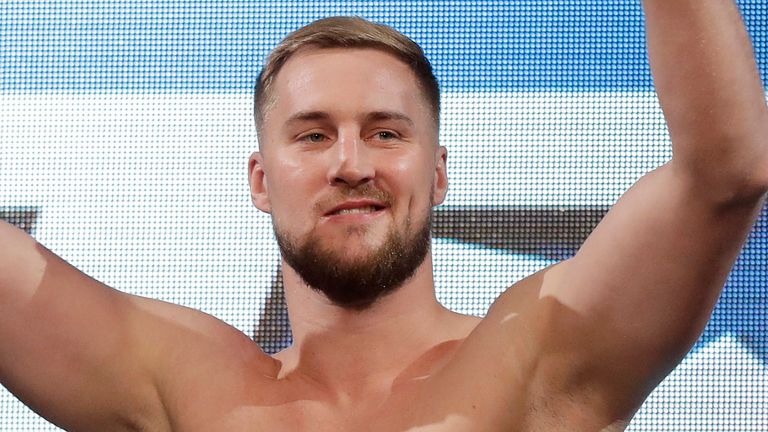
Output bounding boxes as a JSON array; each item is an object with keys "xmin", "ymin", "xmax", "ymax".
[{"xmin": 327, "ymin": 130, "xmax": 375, "ymax": 188}]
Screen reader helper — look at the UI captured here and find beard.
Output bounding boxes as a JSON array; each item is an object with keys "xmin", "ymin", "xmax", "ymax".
[{"xmin": 274, "ymin": 207, "xmax": 433, "ymax": 312}]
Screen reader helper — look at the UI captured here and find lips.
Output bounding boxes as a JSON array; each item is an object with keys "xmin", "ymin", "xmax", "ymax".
[{"xmin": 324, "ymin": 200, "xmax": 387, "ymax": 216}]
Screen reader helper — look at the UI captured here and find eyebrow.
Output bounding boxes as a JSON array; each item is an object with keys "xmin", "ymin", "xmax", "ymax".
[
  {"xmin": 363, "ymin": 111, "xmax": 414, "ymax": 127},
  {"xmin": 284, "ymin": 111, "xmax": 332, "ymax": 126},
  {"xmin": 283, "ymin": 110, "xmax": 415, "ymax": 128}
]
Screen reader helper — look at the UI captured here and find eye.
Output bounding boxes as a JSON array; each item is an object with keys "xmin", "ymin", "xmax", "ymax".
[
  {"xmin": 300, "ymin": 132, "xmax": 327, "ymax": 143},
  {"xmin": 372, "ymin": 130, "xmax": 399, "ymax": 141}
]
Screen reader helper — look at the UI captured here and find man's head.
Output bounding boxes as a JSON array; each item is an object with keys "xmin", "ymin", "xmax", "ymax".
[
  {"xmin": 254, "ymin": 16, "xmax": 440, "ymax": 141},
  {"xmin": 248, "ymin": 17, "xmax": 447, "ymax": 311}
]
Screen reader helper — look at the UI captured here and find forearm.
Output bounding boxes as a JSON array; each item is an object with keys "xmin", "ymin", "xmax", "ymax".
[{"xmin": 644, "ymin": 0, "xmax": 768, "ymax": 198}]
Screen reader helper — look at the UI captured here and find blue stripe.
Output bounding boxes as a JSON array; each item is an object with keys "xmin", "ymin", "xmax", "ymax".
[{"xmin": 1, "ymin": 0, "xmax": 766, "ymax": 93}]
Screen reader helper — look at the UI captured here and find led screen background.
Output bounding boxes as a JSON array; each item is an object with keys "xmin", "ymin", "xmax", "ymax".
[{"xmin": 1, "ymin": 1, "xmax": 767, "ymax": 430}]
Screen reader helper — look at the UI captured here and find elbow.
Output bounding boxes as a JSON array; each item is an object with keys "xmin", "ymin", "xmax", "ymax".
[
  {"xmin": 673, "ymin": 151, "xmax": 768, "ymax": 207},
  {"xmin": 675, "ymin": 112, "xmax": 768, "ymax": 204},
  {"xmin": 740, "ymin": 142, "xmax": 768, "ymax": 199},
  {"xmin": 718, "ymin": 157, "xmax": 768, "ymax": 206},
  {"xmin": 751, "ymin": 154, "xmax": 768, "ymax": 193},
  {"xmin": 731, "ymin": 178, "xmax": 768, "ymax": 207},
  {"xmin": 737, "ymin": 127, "xmax": 768, "ymax": 202}
]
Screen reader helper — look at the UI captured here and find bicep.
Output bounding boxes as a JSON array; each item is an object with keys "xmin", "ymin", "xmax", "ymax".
[
  {"xmin": 0, "ymin": 222, "xmax": 161, "ymax": 430},
  {"xmin": 535, "ymin": 162, "xmax": 765, "ymax": 415}
]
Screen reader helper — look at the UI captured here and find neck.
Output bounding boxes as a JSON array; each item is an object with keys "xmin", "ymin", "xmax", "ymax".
[{"xmin": 274, "ymin": 254, "xmax": 476, "ymax": 404}]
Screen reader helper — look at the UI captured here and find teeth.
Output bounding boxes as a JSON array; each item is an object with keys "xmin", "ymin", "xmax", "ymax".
[{"xmin": 334, "ymin": 206, "xmax": 378, "ymax": 215}]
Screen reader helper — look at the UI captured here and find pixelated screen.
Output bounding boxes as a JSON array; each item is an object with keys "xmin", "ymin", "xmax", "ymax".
[{"xmin": 1, "ymin": 1, "xmax": 767, "ymax": 430}]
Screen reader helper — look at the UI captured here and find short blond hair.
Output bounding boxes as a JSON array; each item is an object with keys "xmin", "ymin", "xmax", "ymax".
[{"xmin": 253, "ymin": 16, "xmax": 440, "ymax": 140}]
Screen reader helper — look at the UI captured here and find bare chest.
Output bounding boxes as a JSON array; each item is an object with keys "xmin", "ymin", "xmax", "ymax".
[{"xmin": 166, "ymin": 374, "xmax": 523, "ymax": 432}]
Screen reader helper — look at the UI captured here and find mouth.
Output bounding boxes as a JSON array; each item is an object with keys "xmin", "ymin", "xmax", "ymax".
[
  {"xmin": 328, "ymin": 205, "xmax": 386, "ymax": 216},
  {"xmin": 324, "ymin": 200, "xmax": 388, "ymax": 218}
]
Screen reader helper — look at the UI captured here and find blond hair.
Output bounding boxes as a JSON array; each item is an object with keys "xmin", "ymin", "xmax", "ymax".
[{"xmin": 253, "ymin": 16, "xmax": 440, "ymax": 140}]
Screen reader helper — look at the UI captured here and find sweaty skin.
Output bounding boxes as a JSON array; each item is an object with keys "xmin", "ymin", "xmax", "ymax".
[{"xmin": 1, "ymin": 1, "xmax": 767, "ymax": 431}]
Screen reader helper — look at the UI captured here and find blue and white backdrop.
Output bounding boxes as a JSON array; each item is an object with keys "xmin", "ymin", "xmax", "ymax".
[{"xmin": 1, "ymin": 1, "xmax": 767, "ymax": 430}]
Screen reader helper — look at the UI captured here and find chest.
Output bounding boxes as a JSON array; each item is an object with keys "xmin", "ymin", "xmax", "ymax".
[{"xmin": 164, "ymin": 361, "xmax": 527, "ymax": 432}]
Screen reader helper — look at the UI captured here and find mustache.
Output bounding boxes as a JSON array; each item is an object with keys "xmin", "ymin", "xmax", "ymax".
[{"xmin": 314, "ymin": 184, "xmax": 394, "ymax": 213}]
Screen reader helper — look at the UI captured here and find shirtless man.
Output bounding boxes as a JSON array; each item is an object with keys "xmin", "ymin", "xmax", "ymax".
[{"xmin": 1, "ymin": 0, "xmax": 767, "ymax": 430}]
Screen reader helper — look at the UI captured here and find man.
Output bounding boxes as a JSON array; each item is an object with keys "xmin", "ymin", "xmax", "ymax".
[{"xmin": 1, "ymin": 0, "xmax": 766, "ymax": 430}]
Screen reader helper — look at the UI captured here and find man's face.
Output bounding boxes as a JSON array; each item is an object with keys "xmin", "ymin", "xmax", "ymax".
[{"xmin": 249, "ymin": 47, "xmax": 448, "ymax": 310}]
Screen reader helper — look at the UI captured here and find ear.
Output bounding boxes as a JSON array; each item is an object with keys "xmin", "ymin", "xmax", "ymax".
[
  {"xmin": 432, "ymin": 146, "xmax": 448, "ymax": 206},
  {"xmin": 248, "ymin": 151, "xmax": 272, "ymax": 213}
]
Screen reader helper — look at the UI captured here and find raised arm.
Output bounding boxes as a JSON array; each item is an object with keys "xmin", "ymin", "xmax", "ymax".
[
  {"xmin": 645, "ymin": 0, "xmax": 768, "ymax": 198},
  {"xmin": 0, "ymin": 220, "xmax": 167, "ymax": 430},
  {"xmin": 491, "ymin": 0, "xmax": 768, "ymax": 426}
]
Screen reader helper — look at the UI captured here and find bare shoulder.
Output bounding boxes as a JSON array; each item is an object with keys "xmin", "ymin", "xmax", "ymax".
[
  {"xmin": 1, "ymin": 221, "xmax": 274, "ymax": 430},
  {"xmin": 122, "ymin": 294, "xmax": 278, "ymax": 429},
  {"xmin": 128, "ymin": 294, "xmax": 261, "ymax": 352},
  {"xmin": 461, "ymin": 262, "xmax": 636, "ymax": 430},
  {"xmin": 127, "ymin": 294, "xmax": 278, "ymax": 382},
  {"xmin": 118, "ymin": 294, "xmax": 276, "ymax": 430}
]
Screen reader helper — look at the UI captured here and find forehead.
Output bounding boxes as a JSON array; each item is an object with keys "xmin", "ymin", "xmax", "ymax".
[{"xmin": 265, "ymin": 48, "xmax": 432, "ymax": 130}]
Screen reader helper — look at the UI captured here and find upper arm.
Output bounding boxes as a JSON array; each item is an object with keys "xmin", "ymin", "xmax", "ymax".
[
  {"xmin": 0, "ymin": 221, "xmax": 166, "ymax": 430},
  {"xmin": 530, "ymin": 162, "xmax": 766, "ymax": 418}
]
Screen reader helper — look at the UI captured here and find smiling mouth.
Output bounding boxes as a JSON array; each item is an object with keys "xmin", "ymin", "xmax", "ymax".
[{"xmin": 329, "ymin": 205, "xmax": 385, "ymax": 216}]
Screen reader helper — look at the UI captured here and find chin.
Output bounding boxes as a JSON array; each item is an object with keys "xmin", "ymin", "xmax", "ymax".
[
  {"xmin": 275, "ymin": 207, "xmax": 433, "ymax": 311},
  {"xmin": 331, "ymin": 242, "xmax": 383, "ymax": 264}
]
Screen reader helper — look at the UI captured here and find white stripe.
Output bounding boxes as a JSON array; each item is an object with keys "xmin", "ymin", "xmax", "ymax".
[{"xmin": 0, "ymin": 91, "xmax": 675, "ymax": 208}]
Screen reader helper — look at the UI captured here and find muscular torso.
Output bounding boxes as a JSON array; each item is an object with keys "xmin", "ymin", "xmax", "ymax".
[
  {"xmin": 150, "ymin": 328, "xmax": 531, "ymax": 431},
  {"xmin": 128, "ymin": 271, "xmax": 629, "ymax": 432},
  {"xmin": 160, "ymin": 332, "xmax": 515, "ymax": 431}
]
